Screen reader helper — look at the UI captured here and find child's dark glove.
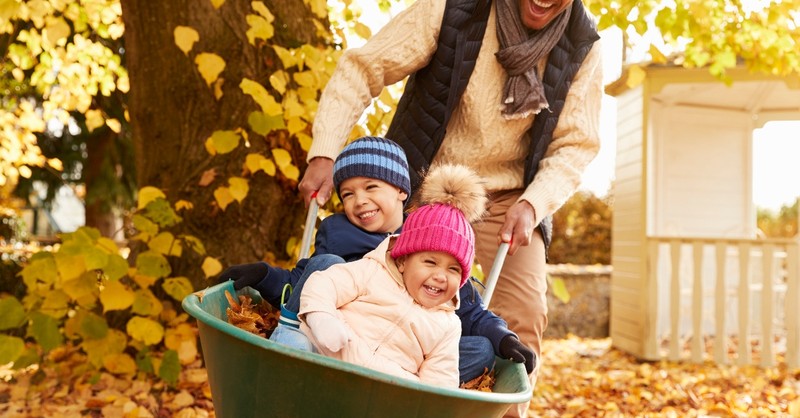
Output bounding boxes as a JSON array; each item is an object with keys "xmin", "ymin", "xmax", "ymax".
[
  {"xmin": 217, "ymin": 262, "xmax": 269, "ymax": 290},
  {"xmin": 498, "ymin": 335, "xmax": 536, "ymax": 374}
]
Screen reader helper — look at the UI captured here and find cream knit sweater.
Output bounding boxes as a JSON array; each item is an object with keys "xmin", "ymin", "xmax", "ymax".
[{"xmin": 309, "ymin": 0, "xmax": 603, "ymax": 225}]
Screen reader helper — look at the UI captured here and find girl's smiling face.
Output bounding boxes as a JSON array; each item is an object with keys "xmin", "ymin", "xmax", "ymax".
[
  {"xmin": 339, "ymin": 176, "xmax": 408, "ymax": 234},
  {"xmin": 396, "ymin": 251, "xmax": 461, "ymax": 308}
]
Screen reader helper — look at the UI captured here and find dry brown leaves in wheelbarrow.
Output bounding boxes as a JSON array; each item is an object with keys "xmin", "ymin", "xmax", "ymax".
[
  {"xmin": 460, "ymin": 368, "xmax": 496, "ymax": 391},
  {"xmin": 224, "ymin": 290, "xmax": 279, "ymax": 338}
]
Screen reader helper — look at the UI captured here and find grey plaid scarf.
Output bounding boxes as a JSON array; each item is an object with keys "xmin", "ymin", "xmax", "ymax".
[{"xmin": 494, "ymin": 0, "xmax": 571, "ymax": 119}]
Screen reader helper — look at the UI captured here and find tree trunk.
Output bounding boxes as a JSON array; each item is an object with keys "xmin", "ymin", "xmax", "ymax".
[{"xmin": 120, "ymin": 0, "xmax": 326, "ymax": 286}]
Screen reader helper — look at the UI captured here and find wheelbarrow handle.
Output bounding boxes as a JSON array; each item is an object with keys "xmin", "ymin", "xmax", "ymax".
[
  {"xmin": 298, "ymin": 193, "xmax": 319, "ymax": 260},
  {"xmin": 481, "ymin": 241, "xmax": 510, "ymax": 307}
]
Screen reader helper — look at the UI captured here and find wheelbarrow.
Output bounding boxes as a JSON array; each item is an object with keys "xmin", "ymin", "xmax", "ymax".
[{"xmin": 182, "ymin": 201, "xmax": 531, "ymax": 418}]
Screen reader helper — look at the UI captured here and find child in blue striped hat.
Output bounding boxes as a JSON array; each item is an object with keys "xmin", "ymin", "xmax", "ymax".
[{"xmin": 218, "ymin": 136, "xmax": 534, "ymax": 383}]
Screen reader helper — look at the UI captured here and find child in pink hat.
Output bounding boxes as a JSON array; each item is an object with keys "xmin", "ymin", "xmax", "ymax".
[{"xmin": 299, "ymin": 164, "xmax": 487, "ymax": 387}]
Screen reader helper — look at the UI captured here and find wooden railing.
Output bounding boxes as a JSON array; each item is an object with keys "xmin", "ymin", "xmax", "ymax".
[{"xmin": 646, "ymin": 236, "xmax": 800, "ymax": 367}]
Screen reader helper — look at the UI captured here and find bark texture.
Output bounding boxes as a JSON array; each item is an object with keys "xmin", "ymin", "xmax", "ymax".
[{"xmin": 121, "ymin": 0, "xmax": 327, "ymax": 286}]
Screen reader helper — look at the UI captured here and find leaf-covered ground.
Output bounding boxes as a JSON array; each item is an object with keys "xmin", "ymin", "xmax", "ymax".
[{"xmin": 2, "ymin": 335, "xmax": 800, "ymax": 417}]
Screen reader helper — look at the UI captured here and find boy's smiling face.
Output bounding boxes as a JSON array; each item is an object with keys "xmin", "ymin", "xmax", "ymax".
[
  {"xmin": 396, "ymin": 251, "xmax": 461, "ymax": 308},
  {"xmin": 339, "ymin": 176, "xmax": 407, "ymax": 234}
]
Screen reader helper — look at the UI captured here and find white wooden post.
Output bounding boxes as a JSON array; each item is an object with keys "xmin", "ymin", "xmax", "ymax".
[
  {"xmin": 714, "ymin": 241, "xmax": 727, "ymax": 364},
  {"xmin": 786, "ymin": 242, "xmax": 800, "ymax": 368},
  {"xmin": 738, "ymin": 243, "xmax": 751, "ymax": 365},
  {"xmin": 692, "ymin": 242, "xmax": 704, "ymax": 363},
  {"xmin": 644, "ymin": 240, "xmax": 660, "ymax": 359},
  {"xmin": 670, "ymin": 240, "xmax": 682, "ymax": 361},
  {"xmin": 761, "ymin": 244, "xmax": 775, "ymax": 367}
]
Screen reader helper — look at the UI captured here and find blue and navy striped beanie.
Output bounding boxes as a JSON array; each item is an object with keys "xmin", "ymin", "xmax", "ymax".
[{"xmin": 333, "ymin": 136, "xmax": 411, "ymax": 200}]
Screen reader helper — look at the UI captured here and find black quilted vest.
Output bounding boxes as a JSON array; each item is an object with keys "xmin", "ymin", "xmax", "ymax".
[{"xmin": 385, "ymin": 0, "xmax": 600, "ymax": 248}]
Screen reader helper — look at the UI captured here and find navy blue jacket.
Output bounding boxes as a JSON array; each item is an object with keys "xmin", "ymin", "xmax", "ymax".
[{"xmin": 253, "ymin": 213, "xmax": 514, "ymax": 354}]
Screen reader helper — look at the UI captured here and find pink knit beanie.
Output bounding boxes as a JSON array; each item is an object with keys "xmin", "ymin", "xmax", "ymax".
[{"xmin": 390, "ymin": 165, "xmax": 487, "ymax": 287}]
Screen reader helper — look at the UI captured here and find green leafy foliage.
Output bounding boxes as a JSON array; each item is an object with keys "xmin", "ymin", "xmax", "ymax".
[
  {"xmin": 549, "ymin": 191, "xmax": 612, "ymax": 265},
  {"xmin": 757, "ymin": 200, "xmax": 798, "ymax": 238}
]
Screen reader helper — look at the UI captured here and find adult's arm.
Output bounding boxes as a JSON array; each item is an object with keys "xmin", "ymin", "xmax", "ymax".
[
  {"xmin": 301, "ymin": 0, "xmax": 445, "ymax": 204},
  {"xmin": 517, "ymin": 42, "xmax": 604, "ymax": 228}
]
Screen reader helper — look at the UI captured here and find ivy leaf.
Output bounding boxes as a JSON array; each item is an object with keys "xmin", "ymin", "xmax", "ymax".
[
  {"xmin": 0, "ymin": 296, "xmax": 26, "ymax": 330},
  {"xmin": 102, "ymin": 254, "xmax": 129, "ymax": 281},
  {"xmin": 213, "ymin": 187, "xmax": 235, "ymax": 210},
  {"xmin": 245, "ymin": 13, "xmax": 274, "ymax": 45},
  {"xmin": 149, "ymin": 232, "xmax": 183, "ymax": 257},
  {"xmin": 240, "ymin": 78, "xmax": 282, "ymax": 116},
  {"xmin": 135, "ymin": 251, "xmax": 172, "ymax": 279},
  {"xmin": 272, "ymin": 148, "xmax": 299, "ymax": 181},
  {"xmin": 54, "ymin": 252, "xmax": 86, "ymax": 282},
  {"xmin": 100, "ymin": 279, "xmax": 135, "ymax": 312},
  {"xmin": 207, "ymin": 130, "xmax": 240, "ymax": 154},
  {"xmin": 79, "ymin": 312, "xmax": 109, "ymax": 340},
  {"xmin": 247, "ymin": 111, "xmax": 285, "ymax": 135},
  {"xmin": 202, "ymin": 257, "xmax": 223, "ymax": 278},
  {"xmin": 127, "ymin": 316, "xmax": 165, "ymax": 346},
  {"xmin": 173, "ymin": 26, "xmax": 199, "ymax": 55},
  {"xmin": 20, "ymin": 251, "xmax": 58, "ymax": 288},
  {"xmin": 195, "ymin": 52, "xmax": 226, "ymax": 86},
  {"xmin": 137, "ymin": 186, "xmax": 166, "ymax": 210},
  {"xmin": 162, "ymin": 277, "xmax": 194, "ymax": 302},
  {"xmin": 159, "ymin": 349, "xmax": 181, "ymax": 386},
  {"xmin": 29, "ymin": 312, "xmax": 64, "ymax": 352},
  {"xmin": 228, "ymin": 177, "xmax": 249, "ymax": 202},
  {"xmin": 0, "ymin": 335, "xmax": 25, "ymax": 364}
]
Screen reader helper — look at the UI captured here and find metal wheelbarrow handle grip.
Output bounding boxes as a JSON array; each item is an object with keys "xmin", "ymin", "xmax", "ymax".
[
  {"xmin": 298, "ymin": 193, "xmax": 319, "ymax": 260},
  {"xmin": 481, "ymin": 241, "xmax": 510, "ymax": 307}
]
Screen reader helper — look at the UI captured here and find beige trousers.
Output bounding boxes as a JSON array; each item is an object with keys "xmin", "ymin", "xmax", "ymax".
[{"xmin": 472, "ymin": 189, "xmax": 548, "ymax": 418}]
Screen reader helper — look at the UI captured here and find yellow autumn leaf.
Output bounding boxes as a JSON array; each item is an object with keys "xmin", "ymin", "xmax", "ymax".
[
  {"xmin": 126, "ymin": 316, "xmax": 164, "ymax": 345},
  {"xmin": 245, "ymin": 153, "xmax": 268, "ymax": 174},
  {"xmin": 649, "ymin": 44, "xmax": 667, "ymax": 64},
  {"xmin": 100, "ymin": 279, "xmax": 135, "ymax": 312},
  {"xmin": 260, "ymin": 158, "xmax": 276, "ymax": 176},
  {"xmin": 228, "ymin": 177, "xmax": 249, "ymax": 202},
  {"xmin": 106, "ymin": 119, "xmax": 121, "ymax": 133},
  {"xmin": 174, "ymin": 26, "xmax": 199, "ymax": 55},
  {"xmin": 175, "ymin": 200, "xmax": 193, "ymax": 211},
  {"xmin": 269, "ymin": 70, "xmax": 288, "ymax": 95},
  {"xmin": 85, "ymin": 109, "xmax": 105, "ymax": 132},
  {"xmin": 208, "ymin": 130, "xmax": 240, "ymax": 154},
  {"xmin": 195, "ymin": 52, "xmax": 226, "ymax": 86},
  {"xmin": 162, "ymin": 277, "xmax": 194, "ymax": 302},
  {"xmin": 213, "ymin": 187, "xmax": 234, "ymax": 210},
  {"xmin": 164, "ymin": 322, "xmax": 198, "ymax": 365},
  {"xmin": 296, "ymin": 132, "xmax": 313, "ymax": 152},
  {"xmin": 240, "ymin": 78, "xmax": 282, "ymax": 116},
  {"xmin": 293, "ymin": 70, "xmax": 317, "ymax": 89},
  {"xmin": 272, "ymin": 45, "xmax": 297, "ymax": 69},
  {"xmin": 286, "ymin": 117, "xmax": 307, "ymax": 135},
  {"xmin": 213, "ymin": 78, "xmax": 224, "ymax": 100},
  {"xmin": 272, "ymin": 148, "xmax": 299, "ymax": 181},
  {"xmin": 245, "ymin": 13, "xmax": 274, "ymax": 44},
  {"xmin": 138, "ymin": 186, "xmax": 166, "ymax": 210},
  {"xmin": 132, "ymin": 289, "xmax": 163, "ymax": 317},
  {"xmin": 148, "ymin": 232, "xmax": 183, "ymax": 257},
  {"xmin": 54, "ymin": 252, "xmax": 86, "ymax": 282},
  {"xmin": 103, "ymin": 353, "xmax": 137, "ymax": 375},
  {"xmin": 305, "ymin": 0, "xmax": 327, "ymax": 18},
  {"xmin": 283, "ymin": 91, "xmax": 305, "ymax": 119},
  {"xmin": 44, "ymin": 16, "xmax": 70, "ymax": 47},
  {"xmin": 201, "ymin": 256, "xmax": 222, "ymax": 278},
  {"xmin": 210, "ymin": 0, "xmax": 225, "ymax": 8},
  {"xmin": 625, "ymin": 64, "xmax": 646, "ymax": 89}
]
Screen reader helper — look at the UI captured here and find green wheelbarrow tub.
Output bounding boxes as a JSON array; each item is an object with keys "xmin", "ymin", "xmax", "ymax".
[{"xmin": 182, "ymin": 281, "xmax": 532, "ymax": 418}]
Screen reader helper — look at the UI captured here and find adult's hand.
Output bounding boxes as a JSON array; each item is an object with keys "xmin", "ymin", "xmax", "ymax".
[
  {"xmin": 498, "ymin": 200, "xmax": 536, "ymax": 255},
  {"xmin": 298, "ymin": 157, "xmax": 335, "ymax": 207}
]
